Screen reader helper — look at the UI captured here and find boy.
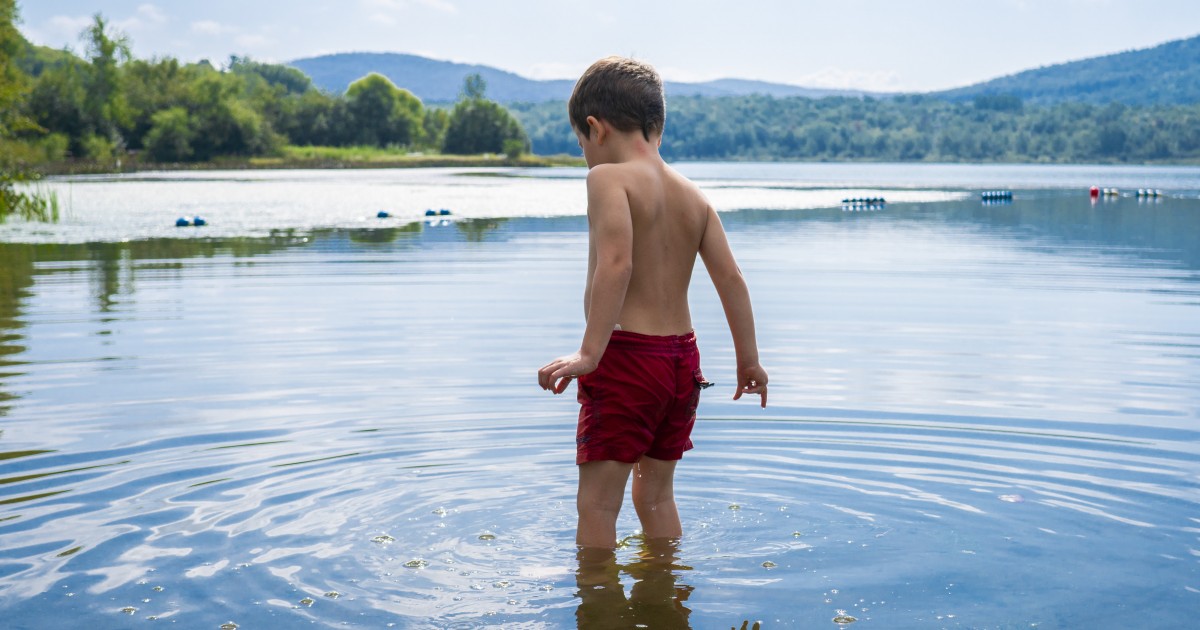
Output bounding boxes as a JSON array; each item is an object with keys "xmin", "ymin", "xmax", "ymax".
[{"xmin": 537, "ymin": 56, "xmax": 767, "ymax": 549}]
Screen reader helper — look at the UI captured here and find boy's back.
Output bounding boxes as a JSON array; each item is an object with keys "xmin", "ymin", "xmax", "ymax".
[{"xmin": 587, "ymin": 160, "xmax": 709, "ymax": 336}]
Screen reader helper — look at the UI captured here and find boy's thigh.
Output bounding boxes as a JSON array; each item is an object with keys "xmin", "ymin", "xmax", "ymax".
[
  {"xmin": 577, "ymin": 460, "xmax": 634, "ymax": 506},
  {"xmin": 633, "ymin": 456, "xmax": 678, "ymax": 490}
]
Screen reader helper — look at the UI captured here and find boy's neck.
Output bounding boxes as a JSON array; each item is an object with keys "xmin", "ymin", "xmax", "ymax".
[{"xmin": 596, "ymin": 129, "xmax": 663, "ymax": 165}]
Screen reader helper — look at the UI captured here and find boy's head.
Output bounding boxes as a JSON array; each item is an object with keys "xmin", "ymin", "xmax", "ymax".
[{"xmin": 569, "ymin": 56, "xmax": 665, "ymax": 143}]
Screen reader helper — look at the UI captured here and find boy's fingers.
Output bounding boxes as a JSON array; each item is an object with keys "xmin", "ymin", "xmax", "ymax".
[
  {"xmin": 550, "ymin": 365, "xmax": 579, "ymax": 394},
  {"xmin": 538, "ymin": 361, "xmax": 564, "ymax": 390},
  {"xmin": 733, "ymin": 379, "xmax": 768, "ymax": 407}
]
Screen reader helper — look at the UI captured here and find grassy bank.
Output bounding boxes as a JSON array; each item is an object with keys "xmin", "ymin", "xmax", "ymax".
[{"xmin": 34, "ymin": 146, "xmax": 585, "ymax": 176}]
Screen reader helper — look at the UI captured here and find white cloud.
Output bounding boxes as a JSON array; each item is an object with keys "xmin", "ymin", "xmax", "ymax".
[
  {"xmin": 47, "ymin": 14, "xmax": 93, "ymax": 39},
  {"xmin": 369, "ymin": 12, "xmax": 398, "ymax": 26},
  {"xmin": 362, "ymin": 0, "xmax": 458, "ymax": 15},
  {"xmin": 792, "ymin": 67, "xmax": 905, "ymax": 92},
  {"xmin": 191, "ymin": 20, "xmax": 237, "ymax": 36},
  {"xmin": 654, "ymin": 64, "xmax": 717, "ymax": 84},
  {"xmin": 524, "ymin": 62, "xmax": 584, "ymax": 80},
  {"xmin": 136, "ymin": 4, "xmax": 168, "ymax": 24},
  {"xmin": 235, "ymin": 34, "xmax": 272, "ymax": 50},
  {"xmin": 111, "ymin": 5, "xmax": 166, "ymax": 33},
  {"xmin": 416, "ymin": 0, "xmax": 458, "ymax": 12}
]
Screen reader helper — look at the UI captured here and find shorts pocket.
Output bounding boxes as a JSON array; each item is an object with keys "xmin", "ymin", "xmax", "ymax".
[{"xmin": 688, "ymin": 368, "xmax": 711, "ymax": 415}]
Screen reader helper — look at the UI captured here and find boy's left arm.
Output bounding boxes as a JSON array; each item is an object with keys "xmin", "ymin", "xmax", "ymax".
[{"xmin": 538, "ymin": 166, "xmax": 633, "ymax": 394}]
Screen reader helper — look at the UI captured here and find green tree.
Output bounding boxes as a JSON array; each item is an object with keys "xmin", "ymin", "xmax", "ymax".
[
  {"xmin": 28, "ymin": 61, "xmax": 86, "ymax": 157},
  {"xmin": 121, "ymin": 57, "xmax": 196, "ymax": 150},
  {"xmin": 420, "ymin": 107, "xmax": 449, "ymax": 150},
  {"xmin": 344, "ymin": 72, "xmax": 423, "ymax": 147},
  {"xmin": 0, "ymin": 0, "xmax": 33, "ymax": 140},
  {"xmin": 462, "ymin": 72, "xmax": 486, "ymax": 100},
  {"xmin": 185, "ymin": 70, "xmax": 280, "ymax": 159},
  {"xmin": 443, "ymin": 74, "xmax": 529, "ymax": 155},
  {"xmin": 143, "ymin": 106, "xmax": 192, "ymax": 162},
  {"xmin": 229, "ymin": 55, "xmax": 312, "ymax": 95},
  {"xmin": 80, "ymin": 13, "xmax": 130, "ymax": 154},
  {"xmin": 0, "ymin": 0, "xmax": 57, "ymax": 221}
]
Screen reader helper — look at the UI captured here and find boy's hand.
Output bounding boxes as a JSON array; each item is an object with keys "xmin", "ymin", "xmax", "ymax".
[
  {"xmin": 538, "ymin": 352, "xmax": 598, "ymax": 394},
  {"xmin": 733, "ymin": 364, "xmax": 768, "ymax": 408}
]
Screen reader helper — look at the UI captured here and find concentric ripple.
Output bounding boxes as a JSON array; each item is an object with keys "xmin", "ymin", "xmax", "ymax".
[{"xmin": 2, "ymin": 169, "xmax": 1199, "ymax": 627}]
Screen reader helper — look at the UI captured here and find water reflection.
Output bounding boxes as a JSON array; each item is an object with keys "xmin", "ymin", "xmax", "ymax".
[
  {"xmin": 346, "ymin": 221, "xmax": 422, "ymax": 244},
  {"xmin": 456, "ymin": 217, "xmax": 510, "ymax": 242},
  {"xmin": 576, "ymin": 538, "xmax": 693, "ymax": 630},
  {"xmin": 0, "ymin": 245, "xmax": 32, "ymax": 417}
]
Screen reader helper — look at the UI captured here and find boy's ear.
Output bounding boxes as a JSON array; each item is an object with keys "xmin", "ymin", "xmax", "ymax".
[{"xmin": 586, "ymin": 116, "xmax": 607, "ymax": 145}]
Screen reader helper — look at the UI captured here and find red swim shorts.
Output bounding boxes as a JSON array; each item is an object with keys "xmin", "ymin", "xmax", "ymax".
[{"xmin": 575, "ymin": 330, "xmax": 706, "ymax": 465}]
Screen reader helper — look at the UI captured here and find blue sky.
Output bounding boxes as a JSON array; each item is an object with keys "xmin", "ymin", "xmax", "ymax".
[{"xmin": 15, "ymin": 0, "xmax": 1200, "ymax": 92}]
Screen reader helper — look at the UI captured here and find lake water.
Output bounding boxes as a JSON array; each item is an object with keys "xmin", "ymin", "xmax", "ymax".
[{"xmin": 1, "ymin": 163, "xmax": 1198, "ymax": 628}]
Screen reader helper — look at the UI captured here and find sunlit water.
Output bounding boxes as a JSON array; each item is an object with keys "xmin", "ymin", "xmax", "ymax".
[{"xmin": 1, "ymin": 164, "xmax": 1199, "ymax": 628}]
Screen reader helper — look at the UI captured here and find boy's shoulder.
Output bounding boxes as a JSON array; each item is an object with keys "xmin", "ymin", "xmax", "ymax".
[
  {"xmin": 584, "ymin": 160, "xmax": 641, "ymax": 187},
  {"xmin": 585, "ymin": 159, "xmax": 700, "ymax": 198}
]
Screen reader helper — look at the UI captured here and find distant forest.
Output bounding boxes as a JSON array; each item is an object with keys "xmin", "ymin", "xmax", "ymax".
[{"xmin": 512, "ymin": 95, "xmax": 1200, "ymax": 163}]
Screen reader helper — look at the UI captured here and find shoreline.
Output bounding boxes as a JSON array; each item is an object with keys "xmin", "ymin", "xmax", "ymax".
[
  {"xmin": 29, "ymin": 154, "xmax": 1200, "ymax": 178},
  {"xmin": 34, "ymin": 152, "xmax": 587, "ymax": 176}
]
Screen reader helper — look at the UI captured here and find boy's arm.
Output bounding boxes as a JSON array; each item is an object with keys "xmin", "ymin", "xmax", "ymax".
[
  {"xmin": 538, "ymin": 166, "xmax": 633, "ymax": 394},
  {"xmin": 698, "ymin": 206, "xmax": 768, "ymax": 407}
]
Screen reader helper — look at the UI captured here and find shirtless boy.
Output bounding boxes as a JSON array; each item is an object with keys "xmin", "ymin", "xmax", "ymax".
[{"xmin": 537, "ymin": 56, "xmax": 768, "ymax": 550}]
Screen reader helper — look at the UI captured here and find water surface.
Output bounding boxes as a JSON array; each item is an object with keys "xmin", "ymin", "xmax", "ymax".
[{"xmin": 1, "ymin": 163, "xmax": 1199, "ymax": 628}]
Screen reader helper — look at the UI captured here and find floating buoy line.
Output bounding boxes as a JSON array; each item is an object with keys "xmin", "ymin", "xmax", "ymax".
[{"xmin": 842, "ymin": 197, "xmax": 886, "ymax": 211}]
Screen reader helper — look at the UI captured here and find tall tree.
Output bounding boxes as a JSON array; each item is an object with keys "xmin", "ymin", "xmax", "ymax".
[
  {"xmin": 442, "ymin": 73, "xmax": 529, "ymax": 155},
  {"xmin": 0, "ymin": 0, "xmax": 56, "ymax": 220},
  {"xmin": 80, "ymin": 14, "xmax": 130, "ymax": 149},
  {"xmin": 0, "ymin": 0, "xmax": 30, "ymax": 140}
]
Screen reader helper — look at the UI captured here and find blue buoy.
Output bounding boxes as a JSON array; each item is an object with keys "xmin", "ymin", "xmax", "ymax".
[
  {"xmin": 425, "ymin": 209, "xmax": 437, "ymax": 216},
  {"xmin": 192, "ymin": 216, "xmax": 207, "ymax": 227},
  {"xmin": 438, "ymin": 209, "xmax": 451, "ymax": 216},
  {"xmin": 377, "ymin": 210, "xmax": 390, "ymax": 218},
  {"xmin": 175, "ymin": 217, "xmax": 191, "ymax": 227}
]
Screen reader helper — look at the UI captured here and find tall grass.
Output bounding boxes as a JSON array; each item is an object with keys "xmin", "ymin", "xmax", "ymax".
[{"xmin": 0, "ymin": 179, "xmax": 60, "ymax": 223}]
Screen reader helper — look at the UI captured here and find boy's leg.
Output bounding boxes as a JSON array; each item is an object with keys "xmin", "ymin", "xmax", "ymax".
[
  {"xmin": 631, "ymin": 456, "xmax": 682, "ymax": 539},
  {"xmin": 577, "ymin": 460, "xmax": 634, "ymax": 548}
]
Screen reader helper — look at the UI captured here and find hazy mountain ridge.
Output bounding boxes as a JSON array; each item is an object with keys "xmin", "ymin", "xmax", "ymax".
[
  {"xmin": 290, "ymin": 34, "xmax": 1200, "ymax": 106},
  {"xmin": 287, "ymin": 52, "xmax": 879, "ymax": 102},
  {"xmin": 934, "ymin": 34, "xmax": 1200, "ymax": 105}
]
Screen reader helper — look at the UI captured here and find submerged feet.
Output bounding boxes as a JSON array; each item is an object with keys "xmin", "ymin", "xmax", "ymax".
[{"xmin": 575, "ymin": 537, "xmax": 693, "ymax": 630}]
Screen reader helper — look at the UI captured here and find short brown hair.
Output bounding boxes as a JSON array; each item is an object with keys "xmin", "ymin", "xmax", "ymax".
[{"xmin": 569, "ymin": 56, "xmax": 665, "ymax": 141}]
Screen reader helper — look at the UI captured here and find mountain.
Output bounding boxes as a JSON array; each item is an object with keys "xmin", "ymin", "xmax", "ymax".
[
  {"xmin": 934, "ymin": 34, "xmax": 1200, "ymax": 106},
  {"xmin": 286, "ymin": 52, "xmax": 878, "ymax": 103},
  {"xmin": 289, "ymin": 33, "xmax": 1200, "ymax": 107}
]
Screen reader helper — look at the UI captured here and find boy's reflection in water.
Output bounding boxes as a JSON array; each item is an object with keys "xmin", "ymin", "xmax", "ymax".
[{"xmin": 575, "ymin": 537, "xmax": 693, "ymax": 629}]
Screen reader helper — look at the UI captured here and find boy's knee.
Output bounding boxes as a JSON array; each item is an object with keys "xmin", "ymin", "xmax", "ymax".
[
  {"xmin": 631, "ymin": 484, "xmax": 671, "ymax": 510},
  {"xmin": 578, "ymin": 490, "xmax": 623, "ymax": 515}
]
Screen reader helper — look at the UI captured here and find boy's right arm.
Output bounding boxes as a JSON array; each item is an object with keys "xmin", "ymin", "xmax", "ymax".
[{"xmin": 698, "ymin": 206, "xmax": 768, "ymax": 407}]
